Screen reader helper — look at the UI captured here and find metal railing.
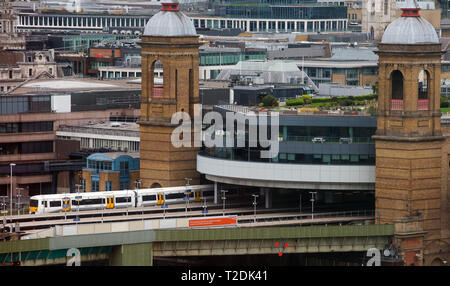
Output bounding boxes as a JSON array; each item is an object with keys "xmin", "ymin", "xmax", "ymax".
[
  {"xmin": 0, "ymin": 195, "xmax": 31, "ymax": 216},
  {"xmin": 284, "ymin": 136, "xmax": 374, "ymax": 144},
  {"xmin": 57, "ymin": 125, "xmax": 139, "ymax": 138},
  {"xmin": 239, "ymin": 209, "xmax": 375, "ymax": 224}
]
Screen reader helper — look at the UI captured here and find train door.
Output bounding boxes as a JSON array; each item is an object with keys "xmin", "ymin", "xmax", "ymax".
[
  {"xmin": 42, "ymin": 200, "xmax": 48, "ymax": 213},
  {"xmin": 62, "ymin": 198, "xmax": 71, "ymax": 212},
  {"xmin": 195, "ymin": 191, "xmax": 201, "ymax": 202},
  {"xmin": 106, "ymin": 197, "xmax": 114, "ymax": 209},
  {"xmin": 157, "ymin": 193, "xmax": 164, "ymax": 205}
]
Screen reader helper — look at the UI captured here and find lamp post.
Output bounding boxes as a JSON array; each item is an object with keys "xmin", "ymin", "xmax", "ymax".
[
  {"xmin": 221, "ymin": 190, "xmax": 228, "ymax": 216},
  {"xmin": 135, "ymin": 179, "xmax": 141, "ymax": 190},
  {"xmin": 9, "ymin": 163, "xmax": 15, "ymax": 233},
  {"xmin": 202, "ymin": 196, "xmax": 208, "ymax": 216},
  {"xmin": 252, "ymin": 194, "xmax": 259, "ymax": 223},
  {"xmin": 309, "ymin": 191, "xmax": 317, "ymax": 220},
  {"xmin": 184, "ymin": 178, "xmax": 192, "ymax": 215},
  {"xmin": 74, "ymin": 184, "xmax": 82, "ymax": 223},
  {"xmin": 16, "ymin": 187, "xmax": 23, "ymax": 216}
]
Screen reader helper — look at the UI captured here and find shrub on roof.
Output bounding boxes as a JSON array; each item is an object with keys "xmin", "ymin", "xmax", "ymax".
[
  {"xmin": 285, "ymin": 98, "xmax": 304, "ymax": 106},
  {"xmin": 261, "ymin": 94, "xmax": 277, "ymax": 107}
]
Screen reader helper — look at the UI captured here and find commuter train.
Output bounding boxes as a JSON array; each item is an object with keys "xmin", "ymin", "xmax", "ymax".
[{"xmin": 29, "ymin": 185, "xmax": 214, "ymax": 214}]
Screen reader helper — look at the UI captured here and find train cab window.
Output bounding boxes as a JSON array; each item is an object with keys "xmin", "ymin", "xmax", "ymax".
[
  {"xmin": 30, "ymin": 200, "xmax": 39, "ymax": 208},
  {"xmin": 116, "ymin": 197, "xmax": 131, "ymax": 203},
  {"xmin": 50, "ymin": 201, "xmax": 61, "ymax": 207}
]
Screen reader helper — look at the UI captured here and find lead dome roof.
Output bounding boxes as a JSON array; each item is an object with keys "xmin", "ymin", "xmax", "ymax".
[
  {"xmin": 381, "ymin": 0, "xmax": 438, "ymax": 44},
  {"xmin": 381, "ymin": 16, "xmax": 439, "ymax": 44},
  {"xmin": 143, "ymin": 1, "xmax": 197, "ymax": 37}
]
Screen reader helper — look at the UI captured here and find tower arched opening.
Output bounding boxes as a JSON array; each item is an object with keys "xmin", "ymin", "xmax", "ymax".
[
  {"xmin": 152, "ymin": 60, "xmax": 164, "ymax": 98},
  {"xmin": 391, "ymin": 70, "xmax": 404, "ymax": 110},
  {"xmin": 418, "ymin": 69, "xmax": 430, "ymax": 110}
]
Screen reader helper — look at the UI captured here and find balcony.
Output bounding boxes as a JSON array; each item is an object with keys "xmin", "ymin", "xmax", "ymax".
[
  {"xmin": 390, "ymin": 99, "xmax": 403, "ymax": 111},
  {"xmin": 417, "ymin": 99, "xmax": 429, "ymax": 111},
  {"xmin": 197, "ymin": 153, "xmax": 375, "ymax": 190},
  {"xmin": 153, "ymin": 86, "xmax": 163, "ymax": 98}
]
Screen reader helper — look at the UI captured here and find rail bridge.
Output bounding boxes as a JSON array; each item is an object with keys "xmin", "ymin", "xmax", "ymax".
[{"xmin": 0, "ymin": 222, "xmax": 394, "ymax": 266}]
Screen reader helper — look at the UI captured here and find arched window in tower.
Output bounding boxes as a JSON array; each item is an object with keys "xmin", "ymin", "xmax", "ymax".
[
  {"xmin": 418, "ymin": 70, "xmax": 430, "ymax": 110},
  {"xmin": 152, "ymin": 60, "xmax": 163, "ymax": 98},
  {"xmin": 391, "ymin": 70, "xmax": 404, "ymax": 111}
]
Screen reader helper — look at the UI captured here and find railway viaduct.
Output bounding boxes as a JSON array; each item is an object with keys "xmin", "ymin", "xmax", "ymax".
[{"xmin": 0, "ymin": 222, "xmax": 394, "ymax": 266}]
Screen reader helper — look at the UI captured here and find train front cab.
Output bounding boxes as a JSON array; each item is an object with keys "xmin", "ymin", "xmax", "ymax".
[{"xmin": 29, "ymin": 198, "xmax": 39, "ymax": 214}]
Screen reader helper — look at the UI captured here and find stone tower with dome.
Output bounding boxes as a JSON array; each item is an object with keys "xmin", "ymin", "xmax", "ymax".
[
  {"xmin": 138, "ymin": 0, "xmax": 202, "ymax": 188},
  {"xmin": 374, "ymin": 0, "xmax": 449, "ymax": 266}
]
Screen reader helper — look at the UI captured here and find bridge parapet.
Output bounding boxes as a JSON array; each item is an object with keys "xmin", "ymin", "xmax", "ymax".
[{"xmin": 0, "ymin": 224, "xmax": 395, "ymax": 266}]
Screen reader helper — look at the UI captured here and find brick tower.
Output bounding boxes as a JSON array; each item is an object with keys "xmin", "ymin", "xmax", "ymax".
[
  {"xmin": 374, "ymin": 4, "xmax": 448, "ymax": 265},
  {"xmin": 138, "ymin": 1, "xmax": 202, "ymax": 188}
]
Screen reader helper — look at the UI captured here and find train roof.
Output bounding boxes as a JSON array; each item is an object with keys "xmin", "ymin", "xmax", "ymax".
[
  {"xmin": 29, "ymin": 185, "xmax": 214, "ymax": 199},
  {"xmin": 30, "ymin": 190, "xmax": 135, "ymax": 200}
]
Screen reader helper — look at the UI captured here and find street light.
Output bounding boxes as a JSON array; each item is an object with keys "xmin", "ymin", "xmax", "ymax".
[
  {"xmin": 15, "ymin": 187, "xmax": 23, "ymax": 216},
  {"xmin": 184, "ymin": 178, "xmax": 192, "ymax": 215},
  {"xmin": 9, "ymin": 163, "xmax": 15, "ymax": 233},
  {"xmin": 221, "ymin": 190, "xmax": 228, "ymax": 216},
  {"xmin": 202, "ymin": 196, "xmax": 208, "ymax": 216},
  {"xmin": 309, "ymin": 191, "xmax": 317, "ymax": 220},
  {"xmin": 252, "ymin": 194, "xmax": 259, "ymax": 223},
  {"xmin": 135, "ymin": 179, "xmax": 141, "ymax": 190},
  {"xmin": 74, "ymin": 184, "xmax": 82, "ymax": 223}
]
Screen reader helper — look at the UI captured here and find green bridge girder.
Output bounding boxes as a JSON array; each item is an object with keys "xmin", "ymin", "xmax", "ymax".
[{"xmin": 0, "ymin": 224, "xmax": 395, "ymax": 266}]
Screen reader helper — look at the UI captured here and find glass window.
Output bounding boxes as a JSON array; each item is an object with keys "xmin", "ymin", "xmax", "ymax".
[
  {"xmin": 50, "ymin": 201, "xmax": 61, "ymax": 207},
  {"xmin": 143, "ymin": 195, "xmax": 156, "ymax": 201},
  {"xmin": 116, "ymin": 197, "xmax": 131, "ymax": 203},
  {"xmin": 92, "ymin": 180, "xmax": 99, "ymax": 192}
]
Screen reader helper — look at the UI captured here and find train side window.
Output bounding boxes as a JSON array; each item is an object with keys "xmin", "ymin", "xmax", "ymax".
[
  {"xmin": 50, "ymin": 201, "xmax": 61, "ymax": 207},
  {"xmin": 44, "ymin": 201, "xmax": 47, "ymax": 207},
  {"xmin": 116, "ymin": 197, "xmax": 131, "ymax": 203},
  {"xmin": 166, "ymin": 193, "xmax": 185, "ymax": 200},
  {"xmin": 143, "ymin": 195, "xmax": 156, "ymax": 201}
]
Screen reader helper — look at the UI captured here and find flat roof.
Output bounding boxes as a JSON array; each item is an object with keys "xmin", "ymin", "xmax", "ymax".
[
  {"xmin": 291, "ymin": 59, "xmax": 378, "ymax": 68},
  {"xmin": 12, "ymin": 78, "xmax": 140, "ymax": 94},
  {"xmin": 78, "ymin": 121, "xmax": 140, "ymax": 132}
]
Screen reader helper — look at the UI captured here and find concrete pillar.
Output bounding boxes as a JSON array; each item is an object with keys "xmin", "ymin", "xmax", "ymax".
[
  {"xmin": 110, "ymin": 243, "xmax": 153, "ymax": 266},
  {"xmin": 264, "ymin": 188, "xmax": 272, "ymax": 209},
  {"xmin": 214, "ymin": 182, "xmax": 218, "ymax": 204},
  {"xmin": 324, "ymin": 191, "xmax": 334, "ymax": 204},
  {"xmin": 69, "ymin": 171, "xmax": 75, "ymax": 195},
  {"xmin": 51, "ymin": 172, "xmax": 58, "ymax": 194}
]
